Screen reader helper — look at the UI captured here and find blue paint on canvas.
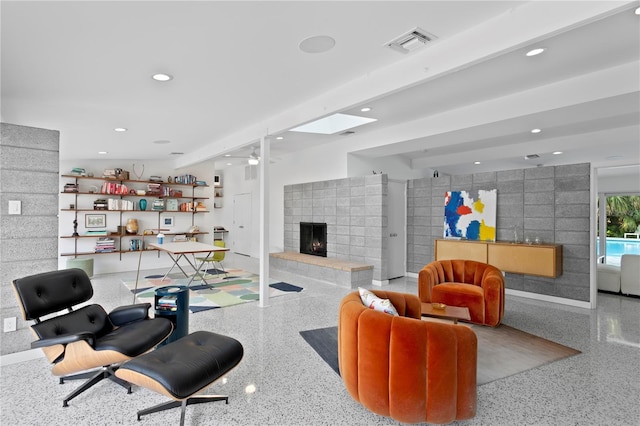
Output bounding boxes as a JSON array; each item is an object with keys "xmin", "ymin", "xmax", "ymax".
[
  {"xmin": 444, "ymin": 191, "xmax": 464, "ymax": 237},
  {"xmin": 466, "ymin": 220, "xmax": 481, "ymax": 240}
]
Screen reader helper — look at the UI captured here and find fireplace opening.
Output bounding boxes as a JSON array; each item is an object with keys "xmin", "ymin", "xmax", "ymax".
[{"xmin": 300, "ymin": 222, "xmax": 327, "ymax": 257}]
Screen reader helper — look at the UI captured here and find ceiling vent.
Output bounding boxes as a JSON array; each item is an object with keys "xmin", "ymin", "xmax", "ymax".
[
  {"xmin": 386, "ymin": 27, "xmax": 437, "ymax": 54},
  {"xmin": 524, "ymin": 154, "xmax": 540, "ymax": 160}
]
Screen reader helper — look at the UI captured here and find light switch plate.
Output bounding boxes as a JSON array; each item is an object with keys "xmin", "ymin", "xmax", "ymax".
[
  {"xmin": 4, "ymin": 317, "xmax": 17, "ymax": 332},
  {"xmin": 8, "ymin": 200, "xmax": 21, "ymax": 215}
]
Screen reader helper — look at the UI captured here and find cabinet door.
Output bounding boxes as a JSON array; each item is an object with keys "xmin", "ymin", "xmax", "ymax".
[
  {"xmin": 435, "ymin": 240, "xmax": 488, "ymax": 262},
  {"xmin": 488, "ymin": 244, "xmax": 561, "ymax": 277}
]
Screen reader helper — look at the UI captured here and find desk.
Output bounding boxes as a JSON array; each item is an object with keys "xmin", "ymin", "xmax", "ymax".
[{"xmin": 148, "ymin": 241, "xmax": 229, "ymax": 286}]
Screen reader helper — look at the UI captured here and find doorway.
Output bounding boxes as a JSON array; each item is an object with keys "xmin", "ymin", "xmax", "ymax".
[
  {"xmin": 387, "ymin": 180, "xmax": 406, "ymax": 279},
  {"xmin": 233, "ymin": 193, "xmax": 252, "ymax": 256}
]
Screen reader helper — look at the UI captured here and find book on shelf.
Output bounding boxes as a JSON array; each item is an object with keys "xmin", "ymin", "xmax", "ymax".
[
  {"xmin": 158, "ymin": 295, "xmax": 177, "ymax": 306},
  {"xmin": 101, "ymin": 181, "xmax": 129, "ymax": 195},
  {"xmin": 107, "ymin": 199, "xmax": 134, "ymax": 210},
  {"xmin": 94, "ymin": 237, "xmax": 116, "ymax": 252}
]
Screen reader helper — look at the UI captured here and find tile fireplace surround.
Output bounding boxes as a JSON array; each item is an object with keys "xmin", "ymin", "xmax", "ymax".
[{"xmin": 284, "ymin": 174, "xmax": 386, "ymax": 282}]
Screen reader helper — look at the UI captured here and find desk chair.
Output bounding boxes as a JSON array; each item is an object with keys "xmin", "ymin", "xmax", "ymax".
[
  {"xmin": 12, "ymin": 268, "xmax": 173, "ymax": 407},
  {"xmin": 196, "ymin": 240, "xmax": 227, "ymax": 278}
]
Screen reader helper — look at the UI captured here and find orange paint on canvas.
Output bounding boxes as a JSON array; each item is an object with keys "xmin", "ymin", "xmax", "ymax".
[{"xmin": 457, "ymin": 205, "xmax": 472, "ymax": 215}]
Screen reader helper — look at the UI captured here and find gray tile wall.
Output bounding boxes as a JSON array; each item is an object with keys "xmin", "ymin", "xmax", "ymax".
[
  {"xmin": 407, "ymin": 164, "xmax": 591, "ymax": 302},
  {"xmin": 284, "ymin": 174, "xmax": 387, "ymax": 281},
  {"xmin": 1, "ymin": 123, "xmax": 60, "ymax": 355}
]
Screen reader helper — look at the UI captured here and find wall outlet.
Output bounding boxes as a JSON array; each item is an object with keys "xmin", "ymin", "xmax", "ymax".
[
  {"xmin": 4, "ymin": 317, "xmax": 17, "ymax": 332},
  {"xmin": 8, "ymin": 200, "xmax": 21, "ymax": 215}
]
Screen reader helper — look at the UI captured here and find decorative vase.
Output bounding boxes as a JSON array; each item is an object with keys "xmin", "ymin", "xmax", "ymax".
[
  {"xmin": 139, "ymin": 199, "xmax": 147, "ymax": 211},
  {"xmin": 126, "ymin": 218, "xmax": 138, "ymax": 235}
]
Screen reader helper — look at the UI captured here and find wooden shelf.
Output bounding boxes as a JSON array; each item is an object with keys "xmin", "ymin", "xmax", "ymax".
[
  {"xmin": 60, "ymin": 249, "xmax": 158, "ymax": 257},
  {"xmin": 435, "ymin": 239, "xmax": 562, "ymax": 278},
  {"xmin": 61, "ymin": 173, "xmax": 210, "ymax": 260},
  {"xmin": 61, "ymin": 174, "xmax": 209, "ymax": 188},
  {"xmin": 60, "ymin": 232, "xmax": 209, "ymax": 239}
]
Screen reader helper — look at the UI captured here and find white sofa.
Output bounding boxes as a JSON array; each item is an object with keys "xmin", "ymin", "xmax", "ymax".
[
  {"xmin": 597, "ymin": 263, "xmax": 621, "ymax": 292},
  {"xmin": 620, "ymin": 254, "xmax": 640, "ymax": 296}
]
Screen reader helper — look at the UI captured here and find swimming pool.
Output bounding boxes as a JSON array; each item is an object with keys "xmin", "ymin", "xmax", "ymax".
[{"xmin": 597, "ymin": 237, "xmax": 640, "ymax": 266}]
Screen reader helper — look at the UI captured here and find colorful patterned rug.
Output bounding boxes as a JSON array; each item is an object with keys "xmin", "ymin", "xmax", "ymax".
[{"xmin": 122, "ymin": 268, "xmax": 303, "ymax": 313}]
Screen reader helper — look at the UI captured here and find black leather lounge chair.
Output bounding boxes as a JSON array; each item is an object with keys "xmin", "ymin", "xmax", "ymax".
[{"xmin": 12, "ymin": 268, "xmax": 174, "ymax": 407}]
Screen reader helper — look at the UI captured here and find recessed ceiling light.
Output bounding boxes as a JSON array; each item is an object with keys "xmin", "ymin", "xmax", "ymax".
[
  {"xmin": 474, "ymin": 161, "xmax": 481, "ymax": 165},
  {"xmin": 531, "ymin": 128, "xmax": 542, "ymax": 134},
  {"xmin": 152, "ymin": 73, "xmax": 173, "ymax": 82},
  {"xmin": 290, "ymin": 113, "xmax": 377, "ymax": 135},
  {"xmin": 153, "ymin": 140, "xmax": 171, "ymax": 144},
  {"xmin": 553, "ymin": 151, "xmax": 563, "ymax": 155},
  {"xmin": 635, "ymin": 7, "xmax": 640, "ymax": 15},
  {"xmin": 114, "ymin": 127, "xmax": 127, "ymax": 132},
  {"xmin": 276, "ymin": 136, "xmax": 284, "ymax": 140},
  {"xmin": 226, "ymin": 162, "xmax": 232, "ymax": 166},
  {"xmin": 526, "ymin": 48, "xmax": 545, "ymax": 57},
  {"xmin": 360, "ymin": 107, "xmax": 372, "ymax": 112},
  {"xmin": 299, "ymin": 35, "xmax": 336, "ymax": 54},
  {"xmin": 98, "ymin": 151, "xmax": 108, "ymax": 155}
]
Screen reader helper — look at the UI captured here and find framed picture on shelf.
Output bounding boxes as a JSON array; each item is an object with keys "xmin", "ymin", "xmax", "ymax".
[
  {"xmin": 85, "ymin": 214, "xmax": 106, "ymax": 228},
  {"xmin": 162, "ymin": 216, "xmax": 174, "ymax": 227}
]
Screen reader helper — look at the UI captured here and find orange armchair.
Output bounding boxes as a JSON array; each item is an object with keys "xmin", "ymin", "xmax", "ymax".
[
  {"xmin": 419, "ymin": 259, "xmax": 505, "ymax": 327},
  {"xmin": 338, "ymin": 290, "xmax": 477, "ymax": 424}
]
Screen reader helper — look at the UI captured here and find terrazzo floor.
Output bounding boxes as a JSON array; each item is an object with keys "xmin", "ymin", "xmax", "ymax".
[{"xmin": 1, "ymin": 253, "xmax": 639, "ymax": 425}]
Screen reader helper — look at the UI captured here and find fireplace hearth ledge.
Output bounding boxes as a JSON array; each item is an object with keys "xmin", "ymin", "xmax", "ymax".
[{"xmin": 270, "ymin": 252, "xmax": 373, "ymax": 289}]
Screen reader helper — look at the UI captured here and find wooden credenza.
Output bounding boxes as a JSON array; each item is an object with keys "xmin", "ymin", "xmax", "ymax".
[{"xmin": 435, "ymin": 239, "xmax": 562, "ymax": 278}]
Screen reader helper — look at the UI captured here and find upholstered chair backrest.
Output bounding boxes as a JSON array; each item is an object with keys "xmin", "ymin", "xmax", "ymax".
[
  {"xmin": 427, "ymin": 259, "xmax": 495, "ymax": 286},
  {"xmin": 338, "ymin": 290, "xmax": 477, "ymax": 424},
  {"xmin": 12, "ymin": 268, "xmax": 114, "ymax": 365},
  {"xmin": 12, "ymin": 268, "xmax": 94, "ymax": 321},
  {"xmin": 620, "ymin": 254, "xmax": 640, "ymax": 295}
]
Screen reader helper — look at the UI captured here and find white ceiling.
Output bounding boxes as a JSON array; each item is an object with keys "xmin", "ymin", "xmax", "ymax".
[{"xmin": 2, "ymin": 1, "xmax": 639, "ymax": 178}]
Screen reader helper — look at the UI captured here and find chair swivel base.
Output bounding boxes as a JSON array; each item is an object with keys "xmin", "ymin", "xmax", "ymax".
[
  {"xmin": 138, "ymin": 394, "xmax": 228, "ymax": 425},
  {"xmin": 60, "ymin": 365, "xmax": 131, "ymax": 407}
]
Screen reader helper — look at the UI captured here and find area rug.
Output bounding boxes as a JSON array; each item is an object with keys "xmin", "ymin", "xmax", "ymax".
[
  {"xmin": 122, "ymin": 269, "xmax": 303, "ymax": 313},
  {"xmin": 300, "ymin": 323, "xmax": 580, "ymax": 385}
]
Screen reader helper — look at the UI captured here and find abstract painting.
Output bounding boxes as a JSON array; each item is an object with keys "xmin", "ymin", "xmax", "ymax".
[{"xmin": 444, "ymin": 189, "xmax": 497, "ymax": 241}]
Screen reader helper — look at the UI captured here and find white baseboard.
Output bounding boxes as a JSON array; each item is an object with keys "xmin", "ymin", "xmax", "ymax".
[
  {"xmin": 505, "ymin": 289, "xmax": 593, "ymax": 309},
  {"xmin": 0, "ymin": 348, "xmax": 45, "ymax": 367}
]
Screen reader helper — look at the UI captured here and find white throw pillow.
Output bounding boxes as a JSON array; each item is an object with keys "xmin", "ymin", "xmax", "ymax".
[{"xmin": 358, "ymin": 287, "xmax": 399, "ymax": 316}]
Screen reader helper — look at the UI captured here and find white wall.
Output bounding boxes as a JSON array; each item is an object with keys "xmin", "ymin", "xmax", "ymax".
[
  {"xmin": 347, "ymin": 152, "xmax": 429, "ymax": 180},
  {"xmin": 596, "ymin": 165, "xmax": 640, "ymax": 194},
  {"xmin": 215, "ymin": 164, "xmax": 261, "ymax": 257},
  {"xmin": 268, "ymin": 140, "xmax": 350, "ymax": 253}
]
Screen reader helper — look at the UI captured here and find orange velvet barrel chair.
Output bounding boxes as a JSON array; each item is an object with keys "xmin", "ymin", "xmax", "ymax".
[
  {"xmin": 338, "ymin": 290, "xmax": 477, "ymax": 424},
  {"xmin": 419, "ymin": 259, "xmax": 505, "ymax": 327}
]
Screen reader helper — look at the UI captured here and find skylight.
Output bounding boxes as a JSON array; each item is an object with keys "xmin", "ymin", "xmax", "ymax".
[{"xmin": 289, "ymin": 113, "xmax": 377, "ymax": 135}]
